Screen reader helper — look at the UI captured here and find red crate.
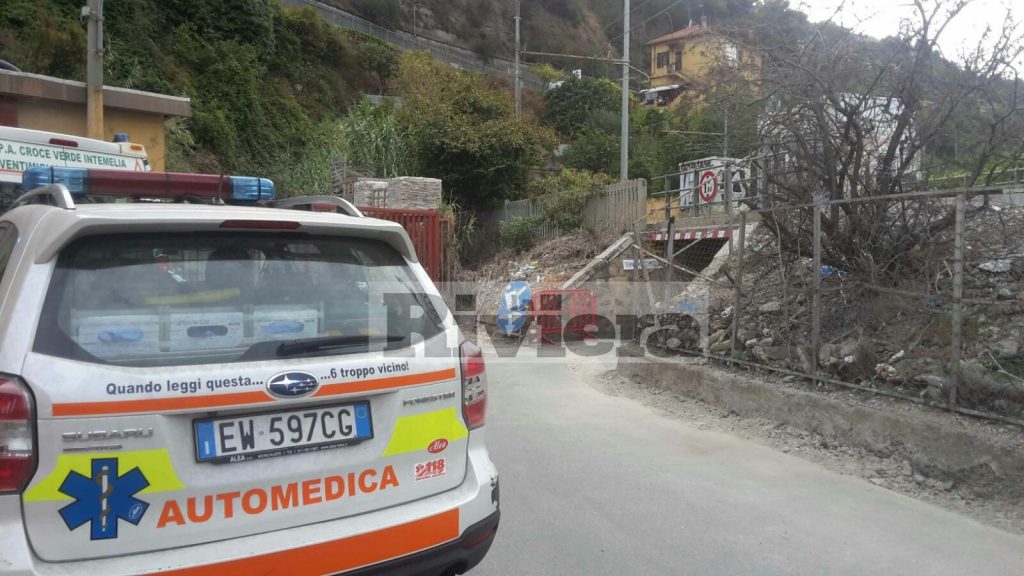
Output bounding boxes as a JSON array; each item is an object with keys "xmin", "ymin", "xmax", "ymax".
[{"xmin": 531, "ymin": 289, "xmax": 598, "ymax": 344}]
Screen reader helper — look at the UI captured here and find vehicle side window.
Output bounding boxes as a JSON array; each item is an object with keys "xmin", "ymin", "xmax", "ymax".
[
  {"xmin": 0, "ymin": 223, "xmax": 17, "ymax": 285},
  {"xmin": 0, "ymin": 183, "xmax": 21, "ymax": 213}
]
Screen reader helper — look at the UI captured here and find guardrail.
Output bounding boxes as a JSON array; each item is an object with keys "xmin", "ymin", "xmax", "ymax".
[{"xmin": 282, "ymin": 0, "xmax": 544, "ymax": 88}]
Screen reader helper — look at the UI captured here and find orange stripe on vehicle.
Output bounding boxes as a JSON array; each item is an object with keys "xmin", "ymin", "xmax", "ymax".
[
  {"xmin": 50, "ymin": 368, "xmax": 456, "ymax": 417},
  {"xmin": 52, "ymin": 390, "xmax": 271, "ymax": 417},
  {"xmin": 152, "ymin": 509, "xmax": 460, "ymax": 576},
  {"xmin": 314, "ymin": 368, "xmax": 457, "ymax": 398}
]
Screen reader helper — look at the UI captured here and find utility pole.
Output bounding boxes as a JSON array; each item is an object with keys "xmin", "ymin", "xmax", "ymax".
[
  {"xmin": 620, "ymin": 0, "xmax": 630, "ymax": 181},
  {"xmin": 515, "ymin": 0, "xmax": 522, "ymax": 120},
  {"xmin": 411, "ymin": 0, "xmax": 419, "ymax": 41},
  {"xmin": 723, "ymin": 105, "xmax": 729, "ymax": 157},
  {"xmin": 84, "ymin": 0, "xmax": 104, "ymax": 140}
]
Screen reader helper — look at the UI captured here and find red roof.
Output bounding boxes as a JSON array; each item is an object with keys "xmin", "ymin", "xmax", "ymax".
[{"xmin": 646, "ymin": 24, "xmax": 709, "ymax": 45}]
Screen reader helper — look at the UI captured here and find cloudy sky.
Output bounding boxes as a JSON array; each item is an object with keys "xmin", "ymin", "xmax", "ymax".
[{"xmin": 795, "ymin": 0, "xmax": 1021, "ymax": 66}]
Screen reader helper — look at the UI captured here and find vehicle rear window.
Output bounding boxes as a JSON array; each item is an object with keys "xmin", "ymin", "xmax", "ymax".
[{"xmin": 35, "ymin": 233, "xmax": 445, "ymax": 367}]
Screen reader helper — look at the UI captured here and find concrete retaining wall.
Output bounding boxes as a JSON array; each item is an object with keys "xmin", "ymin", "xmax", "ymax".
[{"xmin": 617, "ymin": 345, "xmax": 1024, "ymax": 501}]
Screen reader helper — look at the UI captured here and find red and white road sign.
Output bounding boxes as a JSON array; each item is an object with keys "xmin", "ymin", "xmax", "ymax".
[{"xmin": 698, "ymin": 170, "xmax": 718, "ymax": 203}]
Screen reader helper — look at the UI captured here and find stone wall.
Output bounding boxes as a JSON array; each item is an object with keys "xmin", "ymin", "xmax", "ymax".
[
  {"xmin": 352, "ymin": 179, "xmax": 389, "ymax": 207},
  {"xmin": 385, "ymin": 177, "xmax": 442, "ymax": 210},
  {"xmin": 352, "ymin": 177, "xmax": 442, "ymax": 210}
]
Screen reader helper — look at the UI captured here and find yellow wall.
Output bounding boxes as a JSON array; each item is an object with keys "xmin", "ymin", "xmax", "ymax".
[
  {"xmin": 649, "ymin": 35, "xmax": 718, "ymax": 88},
  {"xmin": 17, "ymin": 101, "xmax": 169, "ymax": 171},
  {"xmin": 649, "ymin": 34, "xmax": 762, "ymax": 89}
]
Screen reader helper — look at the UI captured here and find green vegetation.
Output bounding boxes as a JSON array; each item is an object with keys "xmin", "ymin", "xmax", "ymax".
[
  {"xmin": 1, "ymin": 0, "xmax": 558, "ymax": 208},
  {"xmin": 531, "ymin": 63, "xmax": 565, "ymax": 87},
  {"xmin": 351, "ymin": 0, "xmax": 402, "ymax": 29},
  {"xmin": 350, "ymin": 30, "xmax": 400, "ymax": 93},
  {"xmin": 335, "ymin": 0, "xmax": 756, "ymax": 78},
  {"xmin": 538, "ymin": 76, "xmax": 761, "ymax": 186},
  {"xmin": 394, "ymin": 52, "xmax": 555, "ymax": 209},
  {"xmin": 3, "ymin": 0, "xmax": 1007, "ymax": 217},
  {"xmin": 499, "ymin": 216, "xmax": 543, "ymax": 253},
  {"xmin": 0, "ymin": 0, "xmax": 390, "ymax": 195},
  {"xmin": 0, "ymin": 0, "xmax": 85, "ymax": 80},
  {"xmin": 340, "ymin": 98, "xmax": 411, "ymax": 178},
  {"xmin": 542, "ymin": 77, "xmax": 622, "ymax": 140},
  {"xmin": 533, "ymin": 168, "xmax": 612, "ymax": 231},
  {"xmin": 563, "ymin": 127, "xmax": 620, "ymax": 174}
]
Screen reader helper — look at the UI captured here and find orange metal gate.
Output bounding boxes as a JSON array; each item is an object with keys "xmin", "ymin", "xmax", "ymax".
[
  {"xmin": 359, "ymin": 206, "xmax": 447, "ymax": 281},
  {"xmin": 531, "ymin": 289, "xmax": 598, "ymax": 344}
]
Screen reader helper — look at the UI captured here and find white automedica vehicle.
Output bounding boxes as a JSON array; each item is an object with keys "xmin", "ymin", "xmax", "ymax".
[{"xmin": 0, "ymin": 167, "xmax": 498, "ymax": 575}]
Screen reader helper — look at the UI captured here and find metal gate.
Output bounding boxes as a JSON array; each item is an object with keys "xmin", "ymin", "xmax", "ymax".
[
  {"xmin": 359, "ymin": 206, "xmax": 449, "ymax": 282},
  {"xmin": 531, "ymin": 289, "xmax": 598, "ymax": 345}
]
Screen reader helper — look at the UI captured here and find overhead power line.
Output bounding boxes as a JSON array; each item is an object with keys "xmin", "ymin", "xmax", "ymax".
[
  {"xmin": 603, "ymin": 0, "xmax": 657, "ymax": 32},
  {"xmin": 520, "ymin": 50, "xmax": 651, "ymax": 81},
  {"xmin": 606, "ymin": 0, "xmax": 688, "ymax": 43}
]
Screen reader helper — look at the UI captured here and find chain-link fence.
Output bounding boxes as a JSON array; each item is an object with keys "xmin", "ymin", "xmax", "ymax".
[
  {"xmin": 281, "ymin": 0, "xmax": 544, "ymax": 88},
  {"xmin": 640, "ymin": 164, "xmax": 1024, "ymax": 426}
]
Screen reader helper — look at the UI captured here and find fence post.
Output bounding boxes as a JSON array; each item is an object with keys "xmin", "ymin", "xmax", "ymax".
[
  {"xmin": 637, "ymin": 180, "xmax": 647, "ymax": 232},
  {"xmin": 665, "ymin": 215, "xmax": 675, "ymax": 287},
  {"xmin": 950, "ymin": 192, "xmax": 965, "ymax": 408},
  {"xmin": 724, "ymin": 162, "xmax": 734, "ymax": 255},
  {"xmin": 663, "ymin": 175, "xmax": 671, "ymax": 224},
  {"xmin": 631, "ymin": 222, "xmax": 643, "ymax": 341},
  {"xmin": 730, "ymin": 211, "xmax": 746, "ymax": 359},
  {"xmin": 811, "ymin": 204, "xmax": 822, "ymax": 384}
]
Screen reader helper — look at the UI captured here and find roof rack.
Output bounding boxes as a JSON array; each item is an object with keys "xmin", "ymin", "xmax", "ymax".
[
  {"xmin": 10, "ymin": 184, "xmax": 76, "ymax": 211},
  {"xmin": 266, "ymin": 196, "xmax": 364, "ymax": 218}
]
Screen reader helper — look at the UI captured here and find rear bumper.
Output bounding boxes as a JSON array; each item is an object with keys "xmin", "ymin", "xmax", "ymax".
[
  {"xmin": 0, "ymin": 435, "xmax": 499, "ymax": 576},
  {"xmin": 346, "ymin": 510, "xmax": 499, "ymax": 576}
]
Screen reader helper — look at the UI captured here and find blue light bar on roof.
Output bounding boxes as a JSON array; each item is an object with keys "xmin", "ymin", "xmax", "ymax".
[
  {"xmin": 21, "ymin": 167, "xmax": 275, "ymax": 203},
  {"xmin": 227, "ymin": 177, "xmax": 276, "ymax": 203},
  {"xmin": 22, "ymin": 167, "xmax": 87, "ymax": 196}
]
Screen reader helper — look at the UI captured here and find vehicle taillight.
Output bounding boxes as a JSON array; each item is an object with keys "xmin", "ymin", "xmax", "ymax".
[
  {"xmin": 0, "ymin": 376, "xmax": 35, "ymax": 493},
  {"xmin": 460, "ymin": 341, "xmax": 486, "ymax": 429}
]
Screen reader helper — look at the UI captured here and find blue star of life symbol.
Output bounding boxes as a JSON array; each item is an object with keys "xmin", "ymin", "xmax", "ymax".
[{"xmin": 58, "ymin": 458, "xmax": 150, "ymax": 540}]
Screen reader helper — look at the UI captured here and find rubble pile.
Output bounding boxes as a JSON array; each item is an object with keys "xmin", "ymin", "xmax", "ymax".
[
  {"xmin": 695, "ymin": 203, "xmax": 1024, "ymax": 418},
  {"xmin": 465, "ymin": 230, "xmax": 600, "ymax": 321}
]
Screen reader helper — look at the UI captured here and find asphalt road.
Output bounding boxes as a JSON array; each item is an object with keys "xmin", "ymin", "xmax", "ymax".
[{"xmin": 470, "ymin": 346, "xmax": 1024, "ymax": 576}]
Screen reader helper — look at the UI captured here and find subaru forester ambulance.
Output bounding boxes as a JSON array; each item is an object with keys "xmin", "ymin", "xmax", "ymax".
[{"xmin": 0, "ymin": 167, "xmax": 498, "ymax": 575}]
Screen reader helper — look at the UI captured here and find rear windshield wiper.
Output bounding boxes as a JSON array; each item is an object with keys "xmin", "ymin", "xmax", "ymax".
[{"xmin": 276, "ymin": 334, "xmax": 407, "ymax": 357}]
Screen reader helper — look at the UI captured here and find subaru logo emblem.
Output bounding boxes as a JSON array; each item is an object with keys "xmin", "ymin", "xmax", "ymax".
[{"xmin": 266, "ymin": 371, "xmax": 319, "ymax": 399}]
